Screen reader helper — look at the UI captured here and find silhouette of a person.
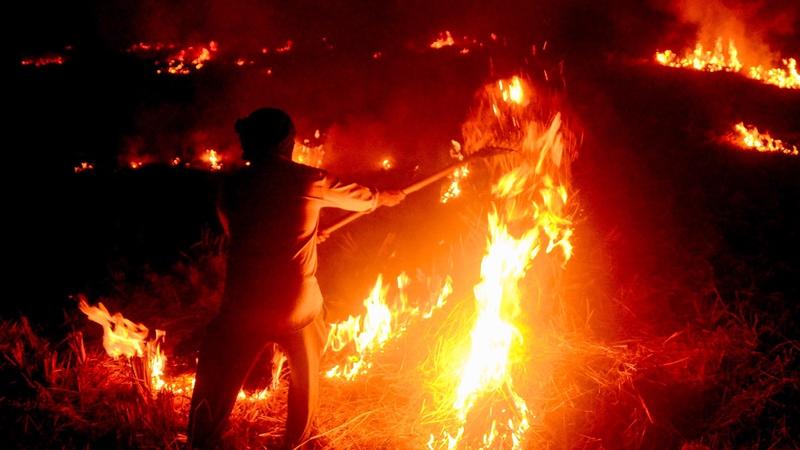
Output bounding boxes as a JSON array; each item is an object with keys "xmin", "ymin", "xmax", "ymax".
[{"xmin": 188, "ymin": 108, "xmax": 404, "ymax": 448}]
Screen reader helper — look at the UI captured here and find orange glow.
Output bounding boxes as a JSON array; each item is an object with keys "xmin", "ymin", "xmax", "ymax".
[
  {"xmin": 382, "ymin": 158, "xmax": 394, "ymax": 170},
  {"xmin": 730, "ymin": 122, "xmax": 798, "ymax": 156},
  {"xmin": 655, "ymin": 39, "xmax": 798, "ymax": 89},
  {"xmin": 430, "ymin": 31, "xmax": 455, "ymax": 49}
]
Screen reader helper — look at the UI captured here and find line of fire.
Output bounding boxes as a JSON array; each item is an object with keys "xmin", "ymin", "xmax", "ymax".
[{"xmin": 5, "ymin": 1, "xmax": 800, "ymax": 449}]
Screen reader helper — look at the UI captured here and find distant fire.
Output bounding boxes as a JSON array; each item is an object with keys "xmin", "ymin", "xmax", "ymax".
[
  {"xmin": 73, "ymin": 162, "xmax": 94, "ymax": 173},
  {"xmin": 275, "ymin": 40, "xmax": 294, "ymax": 54},
  {"xmin": 202, "ymin": 149, "xmax": 223, "ymax": 171},
  {"xmin": 20, "ymin": 54, "xmax": 66, "ymax": 67},
  {"xmin": 430, "ymin": 31, "xmax": 455, "ymax": 49},
  {"xmin": 129, "ymin": 41, "xmax": 218, "ymax": 75},
  {"xmin": 655, "ymin": 38, "xmax": 799, "ymax": 89},
  {"xmin": 292, "ymin": 132, "xmax": 325, "ymax": 168},
  {"xmin": 730, "ymin": 122, "xmax": 798, "ymax": 156}
]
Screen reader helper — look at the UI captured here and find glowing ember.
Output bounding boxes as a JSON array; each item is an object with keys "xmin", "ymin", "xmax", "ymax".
[
  {"xmin": 78, "ymin": 297, "xmax": 149, "ymax": 358},
  {"xmin": 429, "ymin": 76, "xmax": 574, "ymax": 448},
  {"xmin": 431, "ymin": 31, "xmax": 455, "ymax": 49},
  {"xmin": 382, "ymin": 158, "xmax": 394, "ymax": 170},
  {"xmin": 441, "ymin": 165, "xmax": 470, "ymax": 203},
  {"xmin": 655, "ymin": 39, "xmax": 798, "ymax": 89},
  {"xmin": 730, "ymin": 122, "xmax": 798, "ymax": 156},
  {"xmin": 275, "ymin": 40, "xmax": 294, "ymax": 54},
  {"xmin": 152, "ymin": 41, "xmax": 218, "ymax": 75},
  {"xmin": 129, "ymin": 161, "xmax": 144, "ymax": 169},
  {"xmin": 203, "ymin": 149, "xmax": 223, "ymax": 171},
  {"xmin": 325, "ymin": 274, "xmax": 453, "ymax": 380},
  {"xmin": 73, "ymin": 162, "xmax": 94, "ymax": 173},
  {"xmin": 20, "ymin": 55, "xmax": 65, "ymax": 67}
]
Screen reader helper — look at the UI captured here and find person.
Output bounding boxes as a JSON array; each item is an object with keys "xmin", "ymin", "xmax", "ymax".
[{"xmin": 188, "ymin": 108, "xmax": 405, "ymax": 448}]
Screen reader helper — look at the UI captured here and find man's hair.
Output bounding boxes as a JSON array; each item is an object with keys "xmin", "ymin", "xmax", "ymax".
[{"xmin": 235, "ymin": 108, "xmax": 296, "ymax": 162}]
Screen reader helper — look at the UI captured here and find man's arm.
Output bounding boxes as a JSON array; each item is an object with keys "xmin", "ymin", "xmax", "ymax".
[{"xmin": 310, "ymin": 172, "xmax": 405, "ymax": 212}]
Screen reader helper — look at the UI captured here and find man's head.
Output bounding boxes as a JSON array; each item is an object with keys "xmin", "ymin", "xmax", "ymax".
[{"xmin": 235, "ymin": 108, "xmax": 295, "ymax": 162}]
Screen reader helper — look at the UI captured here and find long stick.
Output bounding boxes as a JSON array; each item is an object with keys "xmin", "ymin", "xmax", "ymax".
[{"xmin": 319, "ymin": 146, "xmax": 511, "ymax": 236}]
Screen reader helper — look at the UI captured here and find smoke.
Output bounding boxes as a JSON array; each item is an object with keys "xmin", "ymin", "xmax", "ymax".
[{"xmin": 655, "ymin": 0, "xmax": 799, "ymax": 65}]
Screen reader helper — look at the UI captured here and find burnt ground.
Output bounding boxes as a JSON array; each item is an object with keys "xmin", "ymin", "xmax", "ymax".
[{"xmin": 3, "ymin": 28, "xmax": 800, "ymax": 449}]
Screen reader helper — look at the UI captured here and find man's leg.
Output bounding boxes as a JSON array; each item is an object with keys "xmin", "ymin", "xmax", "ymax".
[
  {"xmin": 281, "ymin": 313, "xmax": 328, "ymax": 449},
  {"xmin": 188, "ymin": 314, "xmax": 266, "ymax": 448}
]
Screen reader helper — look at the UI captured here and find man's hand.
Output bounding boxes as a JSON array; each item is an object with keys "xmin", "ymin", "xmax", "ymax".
[{"xmin": 378, "ymin": 190, "xmax": 406, "ymax": 207}]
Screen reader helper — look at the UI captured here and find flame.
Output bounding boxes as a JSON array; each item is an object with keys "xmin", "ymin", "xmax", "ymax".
[
  {"xmin": 292, "ymin": 138, "xmax": 325, "ymax": 168},
  {"xmin": 20, "ymin": 55, "xmax": 65, "ymax": 67},
  {"xmin": 78, "ymin": 298, "xmax": 149, "ymax": 358},
  {"xmin": 748, "ymin": 58, "xmax": 800, "ymax": 90},
  {"xmin": 429, "ymin": 76, "xmax": 574, "ymax": 448},
  {"xmin": 145, "ymin": 41, "xmax": 218, "ymax": 75},
  {"xmin": 74, "ymin": 162, "xmax": 94, "ymax": 173},
  {"xmin": 79, "ymin": 297, "xmax": 286, "ymax": 401},
  {"xmin": 382, "ymin": 158, "xmax": 394, "ymax": 170},
  {"xmin": 203, "ymin": 149, "xmax": 223, "ymax": 171},
  {"xmin": 730, "ymin": 122, "xmax": 798, "ymax": 156},
  {"xmin": 275, "ymin": 40, "xmax": 294, "ymax": 54},
  {"xmin": 431, "ymin": 31, "xmax": 455, "ymax": 49},
  {"xmin": 325, "ymin": 274, "xmax": 453, "ymax": 380},
  {"xmin": 441, "ymin": 164, "xmax": 470, "ymax": 203},
  {"xmin": 655, "ymin": 39, "xmax": 798, "ymax": 89}
]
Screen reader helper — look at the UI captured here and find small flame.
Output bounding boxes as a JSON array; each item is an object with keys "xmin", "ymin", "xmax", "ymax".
[
  {"xmin": 203, "ymin": 149, "xmax": 223, "ymax": 171},
  {"xmin": 292, "ymin": 136, "xmax": 325, "ymax": 168},
  {"xmin": 325, "ymin": 274, "xmax": 453, "ymax": 380},
  {"xmin": 431, "ymin": 31, "xmax": 455, "ymax": 49},
  {"xmin": 441, "ymin": 165, "xmax": 470, "ymax": 203},
  {"xmin": 275, "ymin": 40, "xmax": 294, "ymax": 54},
  {"xmin": 382, "ymin": 158, "xmax": 394, "ymax": 170},
  {"xmin": 78, "ymin": 297, "xmax": 149, "ymax": 358},
  {"xmin": 74, "ymin": 162, "xmax": 94, "ymax": 173},
  {"xmin": 730, "ymin": 122, "xmax": 798, "ymax": 156},
  {"xmin": 21, "ymin": 55, "xmax": 65, "ymax": 67},
  {"xmin": 147, "ymin": 41, "xmax": 218, "ymax": 75}
]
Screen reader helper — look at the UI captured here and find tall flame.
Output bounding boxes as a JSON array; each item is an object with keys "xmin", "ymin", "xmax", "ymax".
[{"xmin": 430, "ymin": 76, "xmax": 574, "ymax": 449}]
